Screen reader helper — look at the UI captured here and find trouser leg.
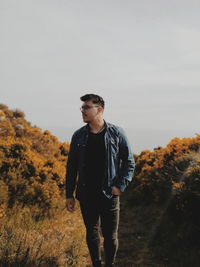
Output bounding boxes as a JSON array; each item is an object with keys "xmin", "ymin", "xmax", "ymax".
[
  {"xmin": 100, "ymin": 195, "xmax": 120, "ymax": 266},
  {"xmin": 79, "ymin": 199, "xmax": 102, "ymax": 266}
]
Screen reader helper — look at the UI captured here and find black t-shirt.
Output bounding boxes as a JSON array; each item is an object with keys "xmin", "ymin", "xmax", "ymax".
[{"xmin": 84, "ymin": 127, "xmax": 106, "ymax": 194}]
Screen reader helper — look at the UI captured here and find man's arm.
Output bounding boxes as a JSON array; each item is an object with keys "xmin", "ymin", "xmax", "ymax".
[
  {"xmin": 65, "ymin": 133, "xmax": 78, "ymax": 204},
  {"xmin": 113, "ymin": 128, "xmax": 135, "ymax": 192}
]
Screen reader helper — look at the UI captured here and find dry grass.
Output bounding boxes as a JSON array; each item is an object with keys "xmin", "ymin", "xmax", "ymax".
[{"xmin": 0, "ymin": 199, "xmax": 90, "ymax": 266}]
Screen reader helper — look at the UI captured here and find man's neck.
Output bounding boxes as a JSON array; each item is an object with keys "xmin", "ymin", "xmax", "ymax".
[{"xmin": 89, "ymin": 119, "xmax": 105, "ymax": 134}]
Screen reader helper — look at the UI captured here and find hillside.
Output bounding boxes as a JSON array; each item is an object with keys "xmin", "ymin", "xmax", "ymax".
[
  {"xmin": 0, "ymin": 104, "xmax": 89, "ymax": 266},
  {"xmin": 0, "ymin": 104, "xmax": 70, "ymax": 216},
  {"xmin": 0, "ymin": 104, "xmax": 200, "ymax": 266},
  {"xmin": 117, "ymin": 134, "xmax": 200, "ymax": 266}
]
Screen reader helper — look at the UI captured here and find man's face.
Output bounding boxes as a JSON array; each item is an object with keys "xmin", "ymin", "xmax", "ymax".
[{"xmin": 80, "ymin": 100, "xmax": 103, "ymax": 123}]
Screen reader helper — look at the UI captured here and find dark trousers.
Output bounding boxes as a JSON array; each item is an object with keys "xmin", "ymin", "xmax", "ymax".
[{"xmin": 79, "ymin": 193, "xmax": 120, "ymax": 266}]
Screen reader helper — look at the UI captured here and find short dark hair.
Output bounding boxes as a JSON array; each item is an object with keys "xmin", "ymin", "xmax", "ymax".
[{"xmin": 80, "ymin": 94, "xmax": 105, "ymax": 108}]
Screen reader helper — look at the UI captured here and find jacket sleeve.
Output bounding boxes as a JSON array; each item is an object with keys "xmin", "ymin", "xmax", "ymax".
[
  {"xmin": 114, "ymin": 128, "xmax": 135, "ymax": 192},
  {"xmin": 65, "ymin": 133, "xmax": 78, "ymax": 199}
]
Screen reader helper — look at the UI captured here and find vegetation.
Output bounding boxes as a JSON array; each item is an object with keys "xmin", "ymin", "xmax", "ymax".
[
  {"xmin": 0, "ymin": 104, "xmax": 89, "ymax": 266},
  {"xmin": 122, "ymin": 134, "xmax": 200, "ymax": 266},
  {"xmin": 0, "ymin": 202, "xmax": 88, "ymax": 267},
  {"xmin": 0, "ymin": 103, "xmax": 200, "ymax": 266},
  {"xmin": 0, "ymin": 104, "xmax": 69, "ymax": 217}
]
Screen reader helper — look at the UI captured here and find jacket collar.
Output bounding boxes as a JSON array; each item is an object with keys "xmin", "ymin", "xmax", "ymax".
[{"xmin": 84, "ymin": 119, "xmax": 109, "ymax": 133}]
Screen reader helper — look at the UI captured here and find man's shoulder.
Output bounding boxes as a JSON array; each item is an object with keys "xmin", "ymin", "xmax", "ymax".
[
  {"xmin": 72, "ymin": 125, "xmax": 87, "ymax": 137},
  {"xmin": 106, "ymin": 122, "xmax": 125, "ymax": 136}
]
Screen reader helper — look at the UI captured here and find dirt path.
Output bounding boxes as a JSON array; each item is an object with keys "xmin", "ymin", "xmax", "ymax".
[
  {"xmin": 83, "ymin": 194, "xmax": 157, "ymax": 267},
  {"xmin": 116, "ymin": 195, "xmax": 156, "ymax": 267}
]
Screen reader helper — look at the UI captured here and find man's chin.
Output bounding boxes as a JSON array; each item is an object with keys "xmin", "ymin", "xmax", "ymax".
[{"xmin": 82, "ymin": 118, "xmax": 89, "ymax": 123}]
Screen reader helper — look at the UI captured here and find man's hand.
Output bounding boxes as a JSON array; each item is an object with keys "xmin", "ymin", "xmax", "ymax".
[
  {"xmin": 66, "ymin": 198, "xmax": 75, "ymax": 212},
  {"xmin": 112, "ymin": 186, "xmax": 121, "ymax": 196}
]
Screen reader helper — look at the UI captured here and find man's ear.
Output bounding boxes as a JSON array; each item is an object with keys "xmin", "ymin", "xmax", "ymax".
[{"xmin": 98, "ymin": 106, "xmax": 104, "ymax": 114}]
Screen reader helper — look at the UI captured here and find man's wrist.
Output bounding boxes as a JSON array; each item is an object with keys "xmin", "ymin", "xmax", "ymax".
[{"xmin": 112, "ymin": 186, "xmax": 122, "ymax": 195}]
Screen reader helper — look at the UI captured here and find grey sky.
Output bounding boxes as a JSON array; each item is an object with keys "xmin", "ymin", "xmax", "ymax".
[{"xmin": 1, "ymin": 0, "xmax": 200, "ymax": 154}]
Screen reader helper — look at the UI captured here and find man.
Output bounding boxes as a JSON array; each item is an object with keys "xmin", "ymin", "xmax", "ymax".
[{"xmin": 66, "ymin": 94, "xmax": 135, "ymax": 267}]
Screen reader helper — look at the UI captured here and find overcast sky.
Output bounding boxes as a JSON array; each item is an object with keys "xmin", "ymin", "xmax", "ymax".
[{"xmin": 1, "ymin": 0, "xmax": 200, "ymax": 154}]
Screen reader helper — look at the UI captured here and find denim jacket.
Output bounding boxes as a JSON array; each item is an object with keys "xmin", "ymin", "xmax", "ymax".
[{"xmin": 66, "ymin": 121, "xmax": 135, "ymax": 200}]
